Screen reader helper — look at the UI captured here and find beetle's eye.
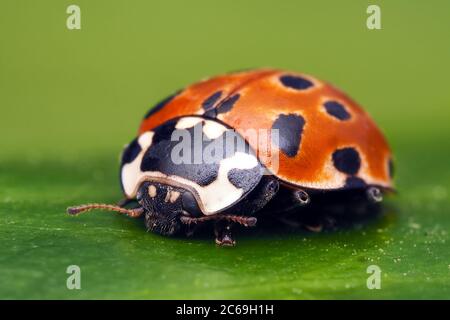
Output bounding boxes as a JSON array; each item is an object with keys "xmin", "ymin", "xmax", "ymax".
[{"xmin": 181, "ymin": 191, "xmax": 203, "ymax": 218}]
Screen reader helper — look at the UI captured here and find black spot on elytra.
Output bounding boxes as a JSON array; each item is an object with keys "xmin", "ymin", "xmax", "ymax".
[
  {"xmin": 143, "ymin": 91, "xmax": 180, "ymax": 119},
  {"xmin": 203, "ymin": 108, "xmax": 217, "ymax": 118},
  {"xmin": 332, "ymin": 147, "xmax": 361, "ymax": 175},
  {"xmin": 120, "ymin": 138, "xmax": 142, "ymax": 194},
  {"xmin": 121, "ymin": 138, "xmax": 141, "ymax": 164},
  {"xmin": 271, "ymin": 114, "xmax": 305, "ymax": 157},
  {"xmin": 324, "ymin": 101, "xmax": 351, "ymax": 120},
  {"xmin": 203, "ymin": 93, "xmax": 240, "ymax": 118},
  {"xmin": 345, "ymin": 176, "xmax": 367, "ymax": 189},
  {"xmin": 388, "ymin": 158, "xmax": 394, "ymax": 178},
  {"xmin": 202, "ymin": 91, "xmax": 222, "ymax": 111},
  {"xmin": 228, "ymin": 165, "xmax": 263, "ymax": 191},
  {"xmin": 216, "ymin": 94, "xmax": 240, "ymax": 114},
  {"xmin": 280, "ymin": 75, "xmax": 313, "ymax": 90}
]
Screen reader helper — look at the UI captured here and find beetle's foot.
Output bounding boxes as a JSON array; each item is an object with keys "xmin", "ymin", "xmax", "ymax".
[{"xmin": 214, "ymin": 221, "xmax": 236, "ymax": 247}]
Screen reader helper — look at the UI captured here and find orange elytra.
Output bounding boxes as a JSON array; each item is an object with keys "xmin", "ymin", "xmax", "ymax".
[{"xmin": 139, "ymin": 69, "xmax": 394, "ymax": 192}]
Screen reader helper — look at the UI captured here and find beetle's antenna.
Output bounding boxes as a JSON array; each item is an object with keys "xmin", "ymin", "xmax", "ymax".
[{"xmin": 67, "ymin": 203, "xmax": 144, "ymax": 218}]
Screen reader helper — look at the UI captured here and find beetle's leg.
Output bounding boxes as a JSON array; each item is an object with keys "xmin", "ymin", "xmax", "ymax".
[
  {"xmin": 366, "ymin": 187, "xmax": 383, "ymax": 203},
  {"xmin": 292, "ymin": 189, "xmax": 310, "ymax": 206},
  {"xmin": 214, "ymin": 220, "xmax": 235, "ymax": 247},
  {"xmin": 180, "ymin": 211, "xmax": 202, "ymax": 236},
  {"xmin": 67, "ymin": 203, "xmax": 144, "ymax": 218},
  {"xmin": 225, "ymin": 215, "xmax": 257, "ymax": 227},
  {"xmin": 180, "ymin": 214, "xmax": 257, "ymax": 227},
  {"xmin": 180, "ymin": 214, "xmax": 256, "ymax": 245},
  {"xmin": 270, "ymin": 188, "xmax": 310, "ymax": 214}
]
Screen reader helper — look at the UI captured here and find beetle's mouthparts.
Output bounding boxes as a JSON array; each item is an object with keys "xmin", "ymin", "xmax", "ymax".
[
  {"xmin": 144, "ymin": 210, "xmax": 181, "ymax": 236},
  {"xmin": 146, "ymin": 218, "xmax": 180, "ymax": 236}
]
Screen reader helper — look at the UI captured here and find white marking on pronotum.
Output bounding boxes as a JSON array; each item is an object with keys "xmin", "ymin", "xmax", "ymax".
[
  {"xmin": 197, "ymin": 151, "xmax": 259, "ymax": 213},
  {"xmin": 122, "ymin": 150, "xmax": 259, "ymax": 215},
  {"xmin": 121, "ymin": 131, "xmax": 154, "ymax": 197},
  {"xmin": 175, "ymin": 117, "xmax": 203, "ymax": 129},
  {"xmin": 138, "ymin": 131, "xmax": 153, "ymax": 147},
  {"xmin": 202, "ymin": 120, "xmax": 227, "ymax": 139}
]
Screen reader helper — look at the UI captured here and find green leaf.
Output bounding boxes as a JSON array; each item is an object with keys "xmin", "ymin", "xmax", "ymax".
[{"xmin": 1, "ymin": 145, "xmax": 449, "ymax": 299}]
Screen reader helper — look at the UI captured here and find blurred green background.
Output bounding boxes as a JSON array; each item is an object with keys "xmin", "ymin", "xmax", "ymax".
[{"xmin": 1, "ymin": 0, "xmax": 449, "ymax": 299}]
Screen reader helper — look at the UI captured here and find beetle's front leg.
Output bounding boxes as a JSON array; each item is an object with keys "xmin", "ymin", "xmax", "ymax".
[
  {"xmin": 180, "ymin": 214, "xmax": 256, "ymax": 246},
  {"xmin": 214, "ymin": 220, "xmax": 235, "ymax": 247}
]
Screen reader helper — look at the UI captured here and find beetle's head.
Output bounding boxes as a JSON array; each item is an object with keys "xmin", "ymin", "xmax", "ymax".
[
  {"xmin": 137, "ymin": 181, "xmax": 200, "ymax": 236},
  {"xmin": 67, "ymin": 181, "xmax": 205, "ymax": 237}
]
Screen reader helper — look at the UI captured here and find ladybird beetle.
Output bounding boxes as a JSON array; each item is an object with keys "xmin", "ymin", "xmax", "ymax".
[{"xmin": 68, "ymin": 69, "xmax": 394, "ymax": 246}]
